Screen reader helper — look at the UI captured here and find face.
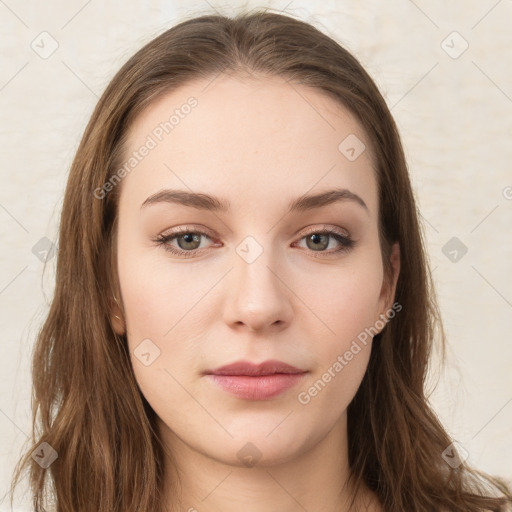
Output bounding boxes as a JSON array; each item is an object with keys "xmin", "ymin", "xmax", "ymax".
[{"xmin": 111, "ymin": 73, "xmax": 400, "ymax": 469}]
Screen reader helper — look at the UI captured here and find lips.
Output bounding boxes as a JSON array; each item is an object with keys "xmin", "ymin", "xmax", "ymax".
[
  {"xmin": 206, "ymin": 360, "xmax": 306, "ymax": 376},
  {"xmin": 204, "ymin": 360, "xmax": 307, "ymax": 400}
]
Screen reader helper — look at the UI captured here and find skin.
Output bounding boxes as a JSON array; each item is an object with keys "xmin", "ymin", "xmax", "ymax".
[{"xmin": 111, "ymin": 72, "xmax": 400, "ymax": 512}]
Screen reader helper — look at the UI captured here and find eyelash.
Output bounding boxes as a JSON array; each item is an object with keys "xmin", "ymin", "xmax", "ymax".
[{"xmin": 154, "ymin": 225, "xmax": 355, "ymax": 259}]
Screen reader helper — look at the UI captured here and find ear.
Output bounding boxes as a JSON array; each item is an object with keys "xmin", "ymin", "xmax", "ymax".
[
  {"xmin": 377, "ymin": 241, "xmax": 400, "ymax": 319},
  {"xmin": 110, "ymin": 295, "xmax": 126, "ymax": 336}
]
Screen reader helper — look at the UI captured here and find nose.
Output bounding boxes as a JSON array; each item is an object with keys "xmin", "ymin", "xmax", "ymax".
[{"xmin": 221, "ymin": 244, "xmax": 294, "ymax": 334}]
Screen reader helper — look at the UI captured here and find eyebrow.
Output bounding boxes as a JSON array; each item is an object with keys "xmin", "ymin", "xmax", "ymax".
[{"xmin": 140, "ymin": 187, "xmax": 369, "ymax": 214}]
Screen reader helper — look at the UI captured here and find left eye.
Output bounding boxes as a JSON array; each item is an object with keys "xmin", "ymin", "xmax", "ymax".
[{"xmin": 295, "ymin": 230, "xmax": 353, "ymax": 252}]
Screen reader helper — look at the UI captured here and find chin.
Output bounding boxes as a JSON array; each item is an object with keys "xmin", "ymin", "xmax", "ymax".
[{"xmin": 208, "ymin": 422, "xmax": 317, "ymax": 468}]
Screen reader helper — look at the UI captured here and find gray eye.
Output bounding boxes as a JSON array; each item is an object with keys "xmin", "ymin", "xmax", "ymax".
[
  {"xmin": 176, "ymin": 233, "xmax": 202, "ymax": 250},
  {"xmin": 305, "ymin": 233, "xmax": 330, "ymax": 251}
]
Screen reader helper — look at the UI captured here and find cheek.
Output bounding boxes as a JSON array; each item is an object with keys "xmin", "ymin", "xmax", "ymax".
[
  {"xmin": 117, "ymin": 241, "xmax": 208, "ymax": 343},
  {"xmin": 117, "ymin": 241, "xmax": 217, "ymax": 408},
  {"xmin": 293, "ymin": 251, "xmax": 383, "ymax": 408},
  {"xmin": 119, "ymin": 261, "xmax": 200, "ymax": 379},
  {"xmin": 296, "ymin": 251, "xmax": 384, "ymax": 345},
  {"xmin": 294, "ymin": 284, "xmax": 379, "ymax": 426},
  {"xmin": 295, "ymin": 340, "xmax": 371, "ymax": 438},
  {"xmin": 120, "ymin": 260, "xmax": 209, "ymax": 431}
]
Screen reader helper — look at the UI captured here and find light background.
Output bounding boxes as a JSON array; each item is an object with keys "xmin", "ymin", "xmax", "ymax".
[{"xmin": 1, "ymin": 0, "xmax": 511, "ymax": 509}]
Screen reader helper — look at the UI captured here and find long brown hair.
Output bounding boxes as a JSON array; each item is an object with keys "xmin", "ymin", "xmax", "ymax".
[{"xmin": 9, "ymin": 9, "xmax": 512, "ymax": 512}]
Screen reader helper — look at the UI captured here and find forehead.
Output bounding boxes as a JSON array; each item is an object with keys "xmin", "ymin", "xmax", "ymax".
[{"xmin": 119, "ymin": 73, "xmax": 378, "ymax": 216}]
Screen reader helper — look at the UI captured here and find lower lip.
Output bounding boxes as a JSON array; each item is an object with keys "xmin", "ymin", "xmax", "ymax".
[{"xmin": 207, "ymin": 373, "xmax": 307, "ymax": 400}]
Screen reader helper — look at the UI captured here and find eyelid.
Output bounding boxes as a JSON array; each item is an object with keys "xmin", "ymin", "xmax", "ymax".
[
  {"xmin": 159, "ymin": 224, "xmax": 217, "ymax": 239},
  {"xmin": 158, "ymin": 224, "xmax": 351, "ymax": 243},
  {"xmin": 299, "ymin": 224, "xmax": 350, "ymax": 238}
]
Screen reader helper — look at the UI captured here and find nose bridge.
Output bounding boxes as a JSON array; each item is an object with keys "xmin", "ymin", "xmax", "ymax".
[
  {"xmin": 222, "ymin": 233, "xmax": 292, "ymax": 331},
  {"xmin": 236, "ymin": 235, "xmax": 277, "ymax": 295}
]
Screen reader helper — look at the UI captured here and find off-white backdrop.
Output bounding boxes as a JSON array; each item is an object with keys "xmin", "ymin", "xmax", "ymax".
[{"xmin": 1, "ymin": 0, "xmax": 511, "ymax": 509}]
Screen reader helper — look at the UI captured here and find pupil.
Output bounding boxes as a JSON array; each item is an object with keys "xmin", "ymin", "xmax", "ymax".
[
  {"xmin": 308, "ymin": 233, "xmax": 328, "ymax": 251},
  {"xmin": 179, "ymin": 233, "xmax": 200, "ymax": 250}
]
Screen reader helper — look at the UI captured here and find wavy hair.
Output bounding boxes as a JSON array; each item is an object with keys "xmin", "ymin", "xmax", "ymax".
[{"xmin": 9, "ymin": 9, "xmax": 512, "ymax": 512}]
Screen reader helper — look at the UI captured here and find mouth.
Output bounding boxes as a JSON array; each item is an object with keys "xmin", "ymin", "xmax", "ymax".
[{"xmin": 203, "ymin": 360, "xmax": 308, "ymax": 400}]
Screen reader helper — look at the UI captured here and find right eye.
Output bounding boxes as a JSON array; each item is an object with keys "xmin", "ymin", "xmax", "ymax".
[{"xmin": 154, "ymin": 226, "xmax": 219, "ymax": 258}]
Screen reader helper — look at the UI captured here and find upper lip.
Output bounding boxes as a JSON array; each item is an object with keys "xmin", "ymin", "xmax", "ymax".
[{"xmin": 205, "ymin": 359, "xmax": 306, "ymax": 376}]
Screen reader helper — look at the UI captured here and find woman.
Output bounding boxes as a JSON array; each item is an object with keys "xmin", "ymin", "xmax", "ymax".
[{"xmin": 9, "ymin": 9, "xmax": 512, "ymax": 512}]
